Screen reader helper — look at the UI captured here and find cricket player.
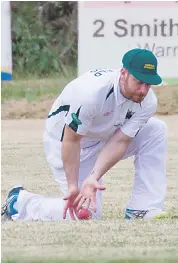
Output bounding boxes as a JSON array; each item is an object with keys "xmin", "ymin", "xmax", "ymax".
[{"xmin": 2, "ymin": 48, "xmax": 167, "ymax": 221}]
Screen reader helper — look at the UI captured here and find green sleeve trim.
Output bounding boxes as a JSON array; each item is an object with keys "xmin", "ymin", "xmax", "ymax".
[
  {"xmin": 68, "ymin": 106, "xmax": 82, "ymax": 133},
  {"xmin": 48, "ymin": 105, "xmax": 70, "ymax": 118}
]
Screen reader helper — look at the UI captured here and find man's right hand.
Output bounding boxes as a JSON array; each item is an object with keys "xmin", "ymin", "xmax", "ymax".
[{"xmin": 63, "ymin": 185, "xmax": 80, "ymax": 220}]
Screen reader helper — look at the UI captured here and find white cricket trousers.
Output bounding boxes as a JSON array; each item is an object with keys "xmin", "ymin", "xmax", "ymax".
[{"xmin": 12, "ymin": 117, "xmax": 167, "ymax": 221}]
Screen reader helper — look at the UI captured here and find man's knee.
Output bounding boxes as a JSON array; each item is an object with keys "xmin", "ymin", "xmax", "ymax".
[{"xmin": 145, "ymin": 118, "xmax": 167, "ymax": 138}]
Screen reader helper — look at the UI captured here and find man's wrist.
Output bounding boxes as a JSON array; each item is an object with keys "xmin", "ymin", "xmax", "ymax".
[
  {"xmin": 68, "ymin": 182, "xmax": 78, "ymax": 190},
  {"xmin": 89, "ymin": 170, "xmax": 100, "ymax": 181}
]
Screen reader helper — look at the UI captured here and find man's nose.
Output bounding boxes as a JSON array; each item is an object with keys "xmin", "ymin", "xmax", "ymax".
[{"xmin": 140, "ymin": 83, "xmax": 149, "ymax": 95}]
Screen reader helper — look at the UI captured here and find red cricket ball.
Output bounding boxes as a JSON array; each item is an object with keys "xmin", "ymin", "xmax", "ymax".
[{"xmin": 78, "ymin": 208, "xmax": 92, "ymax": 220}]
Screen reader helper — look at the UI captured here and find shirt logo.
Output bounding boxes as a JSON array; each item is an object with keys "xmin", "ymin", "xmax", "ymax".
[
  {"xmin": 125, "ymin": 110, "xmax": 135, "ymax": 119},
  {"xmin": 71, "ymin": 113, "xmax": 82, "ymax": 125}
]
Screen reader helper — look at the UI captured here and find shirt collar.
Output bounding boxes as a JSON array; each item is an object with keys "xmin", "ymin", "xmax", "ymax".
[{"xmin": 113, "ymin": 69, "xmax": 128, "ymax": 105}]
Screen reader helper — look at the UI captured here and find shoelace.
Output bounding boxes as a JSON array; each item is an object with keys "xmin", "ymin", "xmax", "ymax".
[{"xmin": 1, "ymin": 202, "xmax": 8, "ymax": 216}]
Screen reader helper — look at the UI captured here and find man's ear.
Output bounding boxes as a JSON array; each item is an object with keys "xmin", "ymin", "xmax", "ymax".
[
  {"xmin": 121, "ymin": 67, "xmax": 128, "ymax": 75},
  {"xmin": 120, "ymin": 68, "xmax": 129, "ymax": 80}
]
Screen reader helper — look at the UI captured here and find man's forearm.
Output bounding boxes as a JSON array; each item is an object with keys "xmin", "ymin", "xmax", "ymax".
[
  {"xmin": 90, "ymin": 129, "xmax": 132, "ymax": 181},
  {"xmin": 61, "ymin": 140, "xmax": 81, "ymax": 188}
]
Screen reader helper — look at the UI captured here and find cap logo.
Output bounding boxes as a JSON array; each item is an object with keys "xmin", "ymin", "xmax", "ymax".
[{"xmin": 144, "ymin": 64, "xmax": 155, "ymax": 70}]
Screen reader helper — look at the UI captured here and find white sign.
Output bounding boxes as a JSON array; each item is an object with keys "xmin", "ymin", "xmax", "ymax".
[
  {"xmin": 78, "ymin": 1, "xmax": 178, "ymax": 78},
  {"xmin": 1, "ymin": 1, "xmax": 12, "ymax": 80}
]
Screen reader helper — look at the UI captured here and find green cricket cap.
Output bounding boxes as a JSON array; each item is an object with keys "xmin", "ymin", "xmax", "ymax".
[{"xmin": 122, "ymin": 48, "xmax": 162, "ymax": 85}]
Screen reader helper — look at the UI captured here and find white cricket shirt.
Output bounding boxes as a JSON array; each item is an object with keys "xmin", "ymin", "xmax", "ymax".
[{"xmin": 45, "ymin": 69, "xmax": 157, "ymax": 148}]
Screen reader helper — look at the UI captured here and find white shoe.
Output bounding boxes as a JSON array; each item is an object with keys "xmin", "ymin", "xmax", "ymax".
[
  {"xmin": 1, "ymin": 185, "xmax": 24, "ymax": 217},
  {"xmin": 125, "ymin": 208, "xmax": 167, "ymax": 220}
]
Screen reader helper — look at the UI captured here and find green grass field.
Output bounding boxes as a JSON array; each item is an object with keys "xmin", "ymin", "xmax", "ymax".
[
  {"xmin": 1, "ymin": 76, "xmax": 75, "ymax": 103},
  {"xmin": 1, "ymin": 77, "xmax": 178, "ymax": 103},
  {"xmin": 163, "ymin": 78, "xmax": 178, "ymax": 85},
  {"xmin": 2, "ymin": 116, "xmax": 178, "ymax": 263},
  {"xmin": 1, "ymin": 76, "xmax": 178, "ymax": 263}
]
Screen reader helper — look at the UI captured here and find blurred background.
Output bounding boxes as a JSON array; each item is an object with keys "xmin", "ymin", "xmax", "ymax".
[
  {"xmin": 2, "ymin": 1, "xmax": 78, "ymax": 78},
  {"xmin": 1, "ymin": 1, "xmax": 178, "ymax": 119}
]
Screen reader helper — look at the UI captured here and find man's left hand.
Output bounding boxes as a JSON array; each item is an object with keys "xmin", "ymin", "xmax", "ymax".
[{"xmin": 74, "ymin": 177, "xmax": 106, "ymax": 213}]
